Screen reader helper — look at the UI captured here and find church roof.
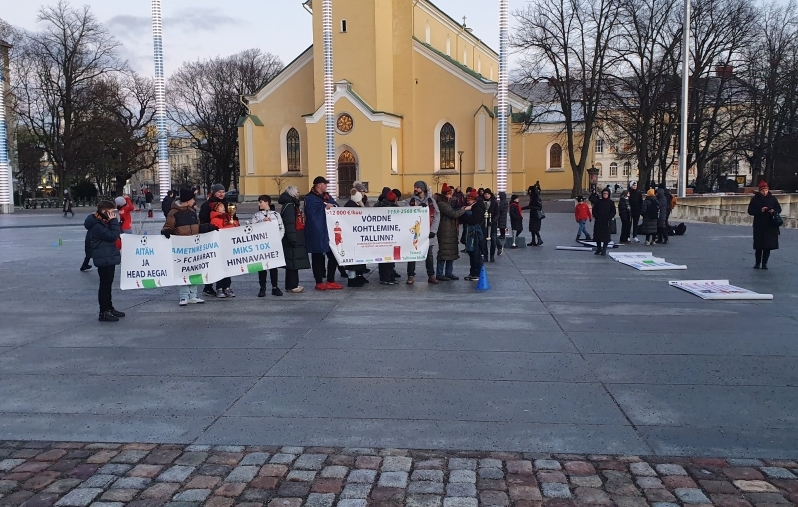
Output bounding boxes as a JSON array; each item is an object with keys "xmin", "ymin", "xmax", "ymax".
[
  {"xmin": 422, "ymin": 0, "xmax": 498, "ymax": 58},
  {"xmin": 414, "ymin": 37, "xmax": 494, "ymax": 84}
]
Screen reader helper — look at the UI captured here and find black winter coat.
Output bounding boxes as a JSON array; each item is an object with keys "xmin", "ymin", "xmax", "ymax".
[
  {"xmin": 524, "ymin": 196, "xmax": 543, "ymax": 233},
  {"xmin": 342, "ymin": 200, "xmax": 367, "ymax": 271},
  {"xmin": 748, "ymin": 192, "xmax": 781, "ymax": 250},
  {"xmin": 497, "ymin": 192, "xmax": 509, "ymax": 229},
  {"xmin": 161, "ymin": 195, "xmax": 174, "ymax": 217},
  {"xmin": 485, "ymin": 197, "xmax": 499, "ymax": 228},
  {"xmin": 278, "ymin": 192, "xmax": 311, "ymax": 270},
  {"xmin": 84, "ymin": 214, "xmax": 121, "ymax": 267},
  {"xmin": 619, "ymin": 197, "xmax": 631, "ymax": 223},
  {"xmin": 199, "ymin": 195, "xmax": 225, "ymax": 224},
  {"xmin": 629, "ymin": 188, "xmax": 643, "ymax": 216},
  {"xmin": 592, "ymin": 198, "xmax": 617, "ymax": 242},
  {"xmin": 509, "ymin": 202, "xmax": 524, "ymax": 231},
  {"xmin": 640, "ymin": 197, "xmax": 659, "ymax": 235}
]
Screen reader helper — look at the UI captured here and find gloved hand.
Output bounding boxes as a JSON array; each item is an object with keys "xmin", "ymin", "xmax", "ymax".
[
  {"xmin": 429, "ymin": 232, "xmax": 436, "ymax": 239},
  {"xmin": 420, "ymin": 202, "xmax": 427, "ymax": 207},
  {"xmin": 161, "ymin": 230, "xmax": 171, "ymax": 239}
]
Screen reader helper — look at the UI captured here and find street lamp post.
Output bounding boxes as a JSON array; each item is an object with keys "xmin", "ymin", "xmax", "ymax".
[
  {"xmin": 458, "ymin": 150, "xmax": 465, "ymax": 189},
  {"xmin": 678, "ymin": 0, "xmax": 690, "ymax": 198}
]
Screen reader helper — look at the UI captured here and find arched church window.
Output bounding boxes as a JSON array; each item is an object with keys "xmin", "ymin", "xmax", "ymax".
[
  {"xmin": 550, "ymin": 143, "xmax": 562, "ymax": 168},
  {"xmin": 287, "ymin": 128, "xmax": 301, "ymax": 172},
  {"xmin": 440, "ymin": 123, "xmax": 456, "ymax": 170}
]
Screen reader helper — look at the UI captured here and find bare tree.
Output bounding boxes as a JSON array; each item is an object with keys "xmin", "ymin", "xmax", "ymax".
[
  {"xmin": 514, "ymin": 0, "xmax": 622, "ymax": 197},
  {"xmin": 685, "ymin": 0, "xmax": 757, "ymax": 190},
  {"xmin": 11, "ymin": 1, "xmax": 125, "ymax": 193},
  {"xmin": 167, "ymin": 49, "xmax": 282, "ymax": 190},
  {"xmin": 79, "ymin": 73, "xmax": 157, "ymax": 195},
  {"xmin": 738, "ymin": 1, "xmax": 798, "ymax": 185},
  {"xmin": 601, "ymin": 0, "xmax": 682, "ymax": 188}
]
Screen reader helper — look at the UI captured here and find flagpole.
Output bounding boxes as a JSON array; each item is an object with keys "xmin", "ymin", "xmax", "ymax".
[
  {"xmin": 322, "ymin": 0, "xmax": 336, "ymax": 197},
  {"xmin": 0, "ymin": 47, "xmax": 11, "ymax": 214},
  {"xmin": 496, "ymin": 0, "xmax": 509, "ymax": 194},
  {"xmin": 152, "ymin": 0, "xmax": 171, "ymax": 195}
]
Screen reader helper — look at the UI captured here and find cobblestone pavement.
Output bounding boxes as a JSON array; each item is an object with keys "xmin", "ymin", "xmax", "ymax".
[{"xmin": 0, "ymin": 442, "xmax": 796, "ymax": 507}]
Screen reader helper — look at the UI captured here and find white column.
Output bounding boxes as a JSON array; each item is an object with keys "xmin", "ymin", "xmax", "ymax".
[
  {"xmin": 152, "ymin": 0, "xmax": 171, "ymax": 194},
  {"xmin": 496, "ymin": 0, "xmax": 509, "ymax": 194},
  {"xmin": 0, "ymin": 52, "xmax": 11, "ymax": 214},
  {"xmin": 678, "ymin": 0, "xmax": 690, "ymax": 198},
  {"xmin": 322, "ymin": 0, "xmax": 336, "ymax": 197}
]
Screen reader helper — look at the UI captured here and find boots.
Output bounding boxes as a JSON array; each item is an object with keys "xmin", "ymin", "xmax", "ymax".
[
  {"xmin": 99, "ymin": 311, "xmax": 119, "ymax": 322},
  {"xmin": 585, "ymin": 233, "xmax": 592, "ymax": 240},
  {"xmin": 258, "ymin": 287, "xmax": 267, "ymax": 297},
  {"xmin": 110, "ymin": 308, "xmax": 126, "ymax": 318}
]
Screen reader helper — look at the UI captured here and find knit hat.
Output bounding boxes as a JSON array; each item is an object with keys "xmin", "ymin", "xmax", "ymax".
[
  {"xmin": 414, "ymin": 181, "xmax": 428, "ymax": 195},
  {"xmin": 179, "ymin": 188, "xmax": 195, "ymax": 203},
  {"xmin": 114, "ymin": 196, "xmax": 126, "ymax": 207},
  {"xmin": 577, "ymin": 196, "xmax": 585, "ymax": 202},
  {"xmin": 629, "ymin": 181, "xmax": 637, "ymax": 188},
  {"xmin": 441, "ymin": 183, "xmax": 452, "ymax": 194},
  {"xmin": 350, "ymin": 188, "xmax": 363, "ymax": 203},
  {"xmin": 483, "ymin": 188, "xmax": 493, "ymax": 196},
  {"xmin": 392, "ymin": 189, "xmax": 402, "ymax": 200},
  {"xmin": 211, "ymin": 184, "xmax": 225, "ymax": 194},
  {"xmin": 354, "ymin": 181, "xmax": 367, "ymax": 193},
  {"xmin": 758, "ymin": 180, "xmax": 769, "ymax": 189},
  {"xmin": 386, "ymin": 191, "xmax": 397, "ymax": 202},
  {"xmin": 467, "ymin": 190, "xmax": 478, "ymax": 199},
  {"xmin": 647, "ymin": 189, "xmax": 656, "ymax": 197}
]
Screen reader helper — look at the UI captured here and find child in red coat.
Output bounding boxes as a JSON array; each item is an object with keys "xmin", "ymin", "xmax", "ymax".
[
  {"xmin": 210, "ymin": 202, "xmax": 239, "ymax": 298},
  {"xmin": 574, "ymin": 196, "xmax": 593, "ymax": 240}
]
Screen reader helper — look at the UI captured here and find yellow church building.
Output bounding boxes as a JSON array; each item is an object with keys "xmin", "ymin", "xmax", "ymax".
[{"xmin": 238, "ymin": 0, "xmax": 585, "ymax": 199}]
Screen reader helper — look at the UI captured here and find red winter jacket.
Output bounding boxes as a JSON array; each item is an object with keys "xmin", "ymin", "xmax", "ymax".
[
  {"xmin": 118, "ymin": 197, "xmax": 135, "ymax": 231},
  {"xmin": 574, "ymin": 202, "xmax": 592, "ymax": 222}
]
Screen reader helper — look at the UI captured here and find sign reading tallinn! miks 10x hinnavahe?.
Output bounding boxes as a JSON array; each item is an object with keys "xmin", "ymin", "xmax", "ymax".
[{"xmin": 326, "ymin": 207, "xmax": 430, "ymax": 265}]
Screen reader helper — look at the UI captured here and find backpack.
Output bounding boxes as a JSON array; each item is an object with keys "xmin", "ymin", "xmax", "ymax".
[{"xmin": 647, "ymin": 200, "xmax": 660, "ymax": 220}]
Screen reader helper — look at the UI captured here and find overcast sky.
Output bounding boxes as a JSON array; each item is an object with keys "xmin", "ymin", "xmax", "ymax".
[{"xmin": 1, "ymin": 0, "xmax": 506, "ymax": 76}]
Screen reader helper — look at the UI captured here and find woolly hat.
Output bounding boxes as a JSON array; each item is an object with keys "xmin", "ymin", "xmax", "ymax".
[
  {"xmin": 647, "ymin": 189, "xmax": 656, "ymax": 197},
  {"xmin": 467, "ymin": 190, "xmax": 478, "ymax": 199},
  {"xmin": 629, "ymin": 181, "xmax": 637, "ymax": 188},
  {"xmin": 758, "ymin": 180, "xmax": 769, "ymax": 189},
  {"xmin": 211, "ymin": 184, "xmax": 225, "ymax": 194},
  {"xmin": 386, "ymin": 191, "xmax": 397, "ymax": 202},
  {"xmin": 441, "ymin": 183, "xmax": 452, "ymax": 194},
  {"xmin": 350, "ymin": 188, "xmax": 363, "ymax": 203},
  {"xmin": 414, "ymin": 181, "xmax": 428, "ymax": 195},
  {"xmin": 483, "ymin": 188, "xmax": 493, "ymax": 196},
  {"xmin": 179, "ymin": 188, "xmax": 195, "ymax": 203},
  {"xmin": 392, "ymin": 189, "xmax": 402, "ymax": 200},
  {"xmin": 577, "ymin": 195, "xmax": 585, "ymax": 202},
  {"xmin": 114, "ymin": 196, "xmax": 127, "ymax": 207},
  {"xmin": 353, "ymin": 181, "xmax": 367, "ymax": 193}
]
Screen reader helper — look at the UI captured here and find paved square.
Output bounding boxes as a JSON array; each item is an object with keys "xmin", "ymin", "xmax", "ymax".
[{"xmin": 0, "ymin": 211, "xmax": 797, "ymax": 459}]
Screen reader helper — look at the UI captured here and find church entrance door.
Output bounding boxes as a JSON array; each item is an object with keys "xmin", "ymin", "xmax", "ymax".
[{"xmin": 337, "ymin": 150, "xmax": 357, "ymax": 198}]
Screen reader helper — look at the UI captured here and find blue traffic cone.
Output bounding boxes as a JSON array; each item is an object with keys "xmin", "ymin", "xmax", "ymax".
[{"xmin": 475, "ymin": 266, "xmax": 491, "ymax": 291}]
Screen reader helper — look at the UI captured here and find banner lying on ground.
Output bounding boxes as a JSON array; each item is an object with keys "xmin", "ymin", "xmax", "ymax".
[
  {"xmin": 326, "ymin": 207, "xmax": 430, "ymax": 265},
  {"xmin": 609, "ymin": 252, "xmax": 687, "ymax": 271},
  {"xmin": 120, "ymin": 222, "xmax": 284, "ymax": 290},
  {"xmin": 669, "ymin": 280, "xmax": 773, "ymax": 300}
]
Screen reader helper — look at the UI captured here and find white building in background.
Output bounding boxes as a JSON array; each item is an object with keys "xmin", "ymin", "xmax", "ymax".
[{"xmin": 592, "ymin": 134, "xmax": 752, "ymax": 191}]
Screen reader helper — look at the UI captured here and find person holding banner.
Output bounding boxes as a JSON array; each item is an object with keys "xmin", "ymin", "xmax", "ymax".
[
  {"xmin": 200, "ymin": 184, "xmax": 228, "ymax": 297},
  {"xmin": 434, "ymin": 184, "xmax": 467, "ymax": 281},
  {"xmin": 374, "ymin": 191, "xmax": 400, "ymax": 285},
  {"xmin": 210, "ymin": 201, "xmax": 240, "ymax": 297},
  {"xmin": 305, "ymin": 177, "xmax": 344, "ymax": 291},
  {"xmin": 278, "ymin": 186, "xmax": 310, "ymax": 293},
  {"xmin": 406, "ymin": 181, "xmax": 440, "ymax": 285},
  {"xmin": 253, "ymin": 195, "xmax": 285, "ymax": 297},
  {"xmin": 84, "ymin": 200, "xmax": 124, "ymax": 322},
  {"xmin": 161, "ymin": 188, "xmax": 208, "ymax": 306},
  {"xmin": 461, "ymin": 190, "xmax": 486, "ymax": 281}
]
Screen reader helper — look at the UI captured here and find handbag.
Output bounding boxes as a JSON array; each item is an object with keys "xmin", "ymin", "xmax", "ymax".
[
  {"xmin": 536, "ymin": 209, "xmax": 546, "ymax": 220},
  {"xmin": 772, "ymin": 213, "xmax": 784, "ymax": 227}
]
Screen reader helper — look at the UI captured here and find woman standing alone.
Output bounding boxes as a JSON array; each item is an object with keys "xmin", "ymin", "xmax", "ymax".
[{"xmin": 747, "ymin": 181, "xmax": 781, "ymax": 270}]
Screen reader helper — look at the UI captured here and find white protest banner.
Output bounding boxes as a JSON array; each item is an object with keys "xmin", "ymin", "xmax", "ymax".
[
  {"xmin": 619, "ymin": 258, "xmax": 687, "ymax": 271},
  {"xmin": 171, "ymin": 231, "xmax": 225, "ymax": 286},
  {"xmin": 119, "ymin": 234, "xmax": 174, "ymax": 290},
  {"xmin": 669, "ymin": 280, "xmax": 773, "ymax": 300},
  {"xmin": 326, "ymin": 207, "xmax": 430, "ymax": 265},
  {"xmin": 609, "ymin": 252, "xmax": 654, "ymax": 261},
  {"xmin": 218, "ymin": 222, "xmax": 286, "ymax": 278}
]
